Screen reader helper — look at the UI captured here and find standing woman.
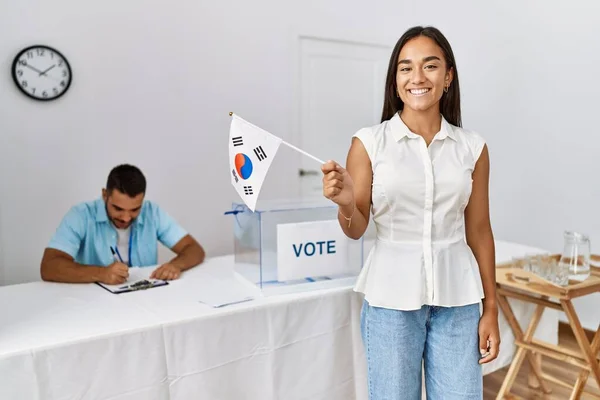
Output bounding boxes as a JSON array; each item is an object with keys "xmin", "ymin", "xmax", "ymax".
[{"xmin": 321, "ymin": 26, "xmax": 499, "ymax": 399}]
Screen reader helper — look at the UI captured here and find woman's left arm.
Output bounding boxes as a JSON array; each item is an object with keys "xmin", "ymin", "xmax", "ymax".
[{"xmin": 464, "ymin": 144, "xmax": 500, "ymax": 364}]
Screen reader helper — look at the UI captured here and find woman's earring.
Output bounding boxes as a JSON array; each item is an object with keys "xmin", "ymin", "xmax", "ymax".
[{"xmin": 444, "ymin": 85, "xmax": 449, "ymax": 93}]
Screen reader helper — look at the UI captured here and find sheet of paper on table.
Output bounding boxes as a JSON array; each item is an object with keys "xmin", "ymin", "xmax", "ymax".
[{"xmin": 196, "ymin": 273, "xmax": 257, "ymax": 308}]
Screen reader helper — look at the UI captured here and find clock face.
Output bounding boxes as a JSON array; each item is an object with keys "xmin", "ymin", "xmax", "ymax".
[{"xmin": 12, "ymin": 45, "xmax": 72, "ymax": 101}]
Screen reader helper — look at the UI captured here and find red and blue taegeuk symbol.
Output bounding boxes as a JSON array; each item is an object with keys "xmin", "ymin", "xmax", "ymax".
[{"xmin": 234, "ymin": 153, "xmax": 253, "ymax": 180}]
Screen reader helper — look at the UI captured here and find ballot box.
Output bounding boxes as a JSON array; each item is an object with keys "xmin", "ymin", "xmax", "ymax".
[{"xmin": 226, "ymin": 198, "xmax": 364, "ymax": 293}]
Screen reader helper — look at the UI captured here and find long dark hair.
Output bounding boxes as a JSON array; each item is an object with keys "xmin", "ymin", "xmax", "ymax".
[{"xmin": 381, "ymin": 26, "xmax": 461, "ymax": 127}]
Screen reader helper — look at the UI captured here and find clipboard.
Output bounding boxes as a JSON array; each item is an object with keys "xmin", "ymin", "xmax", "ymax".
[
  {"xmin": 96, "ymin": 279, "xmax": 169, "ymax": 294},
  {"xmin": 95, "ymin": 266, "xmax": 169, "ymax": 294}
]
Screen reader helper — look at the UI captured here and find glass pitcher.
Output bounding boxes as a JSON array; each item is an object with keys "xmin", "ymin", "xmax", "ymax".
[{"xmin": 558, "ymin": 231, "xmax": 591, "ymax": 283}]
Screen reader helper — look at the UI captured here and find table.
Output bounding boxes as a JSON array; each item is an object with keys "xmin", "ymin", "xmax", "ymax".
[
  {"xmin": 0, "ymin": 240, "xmax": 559, "ymax": 400},
  {"xmin": 0, "ymin": 262, "xmax": 365, "ymax": 399},
  {"xmin": 495, "ymin": 255, "xmax": 600, "ymax": 400}
]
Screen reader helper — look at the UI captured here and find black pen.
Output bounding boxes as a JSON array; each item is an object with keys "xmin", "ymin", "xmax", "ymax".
[{"xmin": 110, "ymin": 246, "xmax": 124, "ymax": 263}]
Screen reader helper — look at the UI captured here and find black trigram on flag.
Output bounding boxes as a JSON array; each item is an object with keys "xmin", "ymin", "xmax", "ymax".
[
  {"xmin": 253, "ymin": 145, "xmax": 267, "ymax": 161},
  {"xmin": 231, "ymin": 169, "xmax": 239, "ymax": 183},
  {"xmin": 244, "ymin": 186, "xmax": 253, "ymax": 195},
  {"xmin": 232, "ymin": 136, "xmax": 243, "ymax": 147}
]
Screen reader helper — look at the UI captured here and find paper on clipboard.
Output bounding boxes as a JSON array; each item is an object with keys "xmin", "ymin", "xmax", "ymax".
[{"xmin": 96, "ymin": 267, "xmax": 168, "ymax": 294}]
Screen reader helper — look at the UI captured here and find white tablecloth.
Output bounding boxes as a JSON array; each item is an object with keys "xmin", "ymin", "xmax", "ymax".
[{"xmin": 0, "ymin": 240, "xmax": 558, "ymax": 400}]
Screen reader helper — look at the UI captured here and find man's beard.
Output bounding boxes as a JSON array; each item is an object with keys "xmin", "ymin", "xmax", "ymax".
[
  {"xmin": 105, "ymin": 204, "xmax": 135, "ymax": 229},
  {"xmin": 112, "ymin": 218, "xmax": 133, "ymax": 229}
]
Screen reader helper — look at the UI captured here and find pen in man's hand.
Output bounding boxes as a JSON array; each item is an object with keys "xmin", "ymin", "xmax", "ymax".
[{"xmin": 110, "ymin": 247, "xmax": 123, "ymax": 263}]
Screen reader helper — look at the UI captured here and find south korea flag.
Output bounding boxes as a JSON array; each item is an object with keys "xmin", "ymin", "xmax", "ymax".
[{"xmin": 229, "ymin": 114, "xmax": 282, "ymax": 212}]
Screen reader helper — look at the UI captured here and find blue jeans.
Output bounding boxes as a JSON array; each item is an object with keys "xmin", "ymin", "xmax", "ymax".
[{"xmin": 360, "ymin": 300, "xmax": 483, "ymax": 400}]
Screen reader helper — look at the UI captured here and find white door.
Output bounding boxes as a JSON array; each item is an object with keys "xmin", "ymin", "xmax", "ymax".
[{"xmin": 297, "ymin": 36, "xmax": 391, "ymax": 198}]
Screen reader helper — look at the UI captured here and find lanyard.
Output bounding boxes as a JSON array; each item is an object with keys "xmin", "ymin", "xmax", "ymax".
[
  {"xmin": 127, "ymin": 227, "xmax": 133, "ymax": 267},
  {"xmin": 112, "ymin": 225, "xmax": 133, "ymax": 267}
]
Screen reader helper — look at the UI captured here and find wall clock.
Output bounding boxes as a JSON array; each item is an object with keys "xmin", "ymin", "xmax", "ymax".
[{"xmin": 11, "ymin": 45, "xmax": 72, "ymax": 101}]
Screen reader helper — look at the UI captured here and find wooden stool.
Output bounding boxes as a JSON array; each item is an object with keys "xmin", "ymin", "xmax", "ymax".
[{"xmin": 495, "ymin": 254, "xmax": 600, "ymax": 400}]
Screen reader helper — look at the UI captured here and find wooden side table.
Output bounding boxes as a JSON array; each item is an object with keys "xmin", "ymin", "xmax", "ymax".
[{"xmin": 495, "ymin": 254, "xmax": 600, "ymax": 400}]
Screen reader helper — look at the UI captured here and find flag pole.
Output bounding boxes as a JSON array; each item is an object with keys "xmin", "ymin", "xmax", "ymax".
[
  {"xmin": 229, "ymin": 112, "xmax": 325, "ymax": 165},
  {"xmin": 280, "ymin": 141, "xmax": 325, "ymax": 164}
]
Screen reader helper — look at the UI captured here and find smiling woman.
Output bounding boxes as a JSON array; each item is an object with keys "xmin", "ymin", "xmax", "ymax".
[
  {"xmin": 382, "ymin": 27, "xmax": 461, "ymax": 128},
  {"xmin": 320, "ymin": 26, "xmax": 498, "ymax": 400}
]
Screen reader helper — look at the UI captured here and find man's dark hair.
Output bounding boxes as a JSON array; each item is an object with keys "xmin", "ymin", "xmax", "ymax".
[{"xmin": 106, "ymin": 164, "xmax": 146, "ymax": 197}]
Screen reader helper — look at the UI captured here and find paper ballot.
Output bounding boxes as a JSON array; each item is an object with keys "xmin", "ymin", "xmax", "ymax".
[{"xmin": 196, "ymin": 272, "xmax": 257, "ymax": 308}]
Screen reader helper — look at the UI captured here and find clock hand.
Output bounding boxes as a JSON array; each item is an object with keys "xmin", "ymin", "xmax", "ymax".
[
  {"xmin": 39, "ymin": 65, "xmax": 56, "ymax": 76},
  {"xmin": 24, "ymin": 64, "xmax": 45, "ymax": 75}
]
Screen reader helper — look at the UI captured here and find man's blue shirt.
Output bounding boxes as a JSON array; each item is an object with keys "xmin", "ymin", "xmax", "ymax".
[{"xmin": 48, "ymin": 198, "xmax": 187, "ymax": 267}]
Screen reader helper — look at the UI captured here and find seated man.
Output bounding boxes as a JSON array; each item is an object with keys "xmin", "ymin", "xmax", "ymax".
[{"xmin": 41, "ymin": 164, "xmax": 205, "ymax": 284}]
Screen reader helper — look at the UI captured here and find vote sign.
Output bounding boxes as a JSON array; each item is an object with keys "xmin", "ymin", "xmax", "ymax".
[{"xmin": 276, "ymin": 220, "xmax": 349, "ymax": 281}]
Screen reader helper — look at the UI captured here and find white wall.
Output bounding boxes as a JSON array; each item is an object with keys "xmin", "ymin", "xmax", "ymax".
[{"xmin": 0, "ymin": 0, "xmax": 598, "ymax": 329}]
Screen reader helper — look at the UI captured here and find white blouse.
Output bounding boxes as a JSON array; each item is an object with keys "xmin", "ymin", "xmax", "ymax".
[{"xmin": 353, "ymin": 112, "xmax": 486, "ymax": 311}]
